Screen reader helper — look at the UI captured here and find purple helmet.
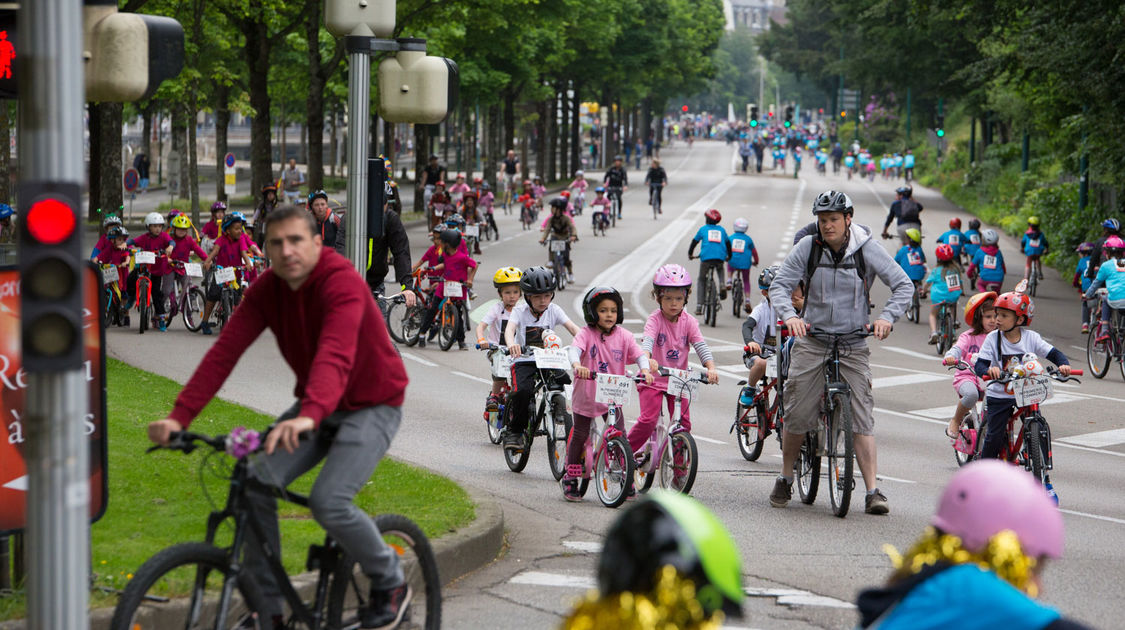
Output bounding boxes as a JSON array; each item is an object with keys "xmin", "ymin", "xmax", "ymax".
[
  {"xmin": 211, "ymin": 201, "xmax": 228, "ymax": 213},
  {"xmin": 652, "ymin": 264, "xmax": 692, "ymax": 289},
  {"xmin": 931, "ymin": 460, "xmax": 1063, "ymax": 559}
]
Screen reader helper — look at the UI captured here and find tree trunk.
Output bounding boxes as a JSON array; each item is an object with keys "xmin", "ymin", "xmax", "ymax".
[
  {"xmin": 214, "ymin": 83, "xmax": 231, "ymax": 202},
  {"xmin": 414, "ymin": 124, "xmax": 428, "ymax": 216},
  {"xmin": 535, "ymin": 100, "xmax": 547, "ymax": 181},
  {"xmin": 559, "ymin": 86, "xmax": 569, "ymax": 178},
  {"xmin": 0, "ymin": 102, "xmax": 10, "ymax": 204},
  {"xmin": 604, "ymin": 91, "xmax": 615, "ymax": 163},
  {"xmin": 519, "ymin": 118, "xmax": 530, "ymax": 184},
  {"xmin": 570, "ymin": 85, "xmax": 580, "ymax": 174},
  {"xmin": 187, "ymin": 101, "xmax": 201, "ymax": 222},
  {"xmin": 485, "ymin": 103, "xmax": 499, "ymax": 190},
  {"xmin": 642, "ymin": 97, "xmax": 653, "ymax": 144},
  {"xmin": 87, "ymin": 102, "xmax": 123, "ymax": 222},
  {"xmin": 547, "ymin": 87, "xmax": 558, "ymax": 183},
  {"xmin": 280, "ymin": 102, "xmax": 287, "ymax": 166},
  {"xmin": 141, "ymin": 102, "xmax": 154, "ymax": 159},
  {"xmin": 383, "ymin": 118, "xmax": 394, "ymax": 162},
  {"xmin": 503, "ymin": 90, "xmax": 515, "ymax": 159},
  {"xmin": 245, "ymin": 20, "xmax": 274, "ymax": 193},
  {"xmin": 171, "ymin": 105, "xmax": 188, "ymax": 202}
]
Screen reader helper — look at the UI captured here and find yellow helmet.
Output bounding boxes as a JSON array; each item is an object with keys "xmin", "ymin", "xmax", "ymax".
[
  {"xmin": 171, "ymin": 215, "xmax": 192, "ymax": 229},
  {"xmin": 493, "ymin": 266, "xmax": 522, "ymax": 288},
  {"xmin": 1027, "ymin": 216, "xmax": 1040, "ymax": 226}
]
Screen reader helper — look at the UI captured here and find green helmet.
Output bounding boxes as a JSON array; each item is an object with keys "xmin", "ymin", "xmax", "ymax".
[
  {"xmin": 596, "ymin": 491, "xmax": 744, "ymax": 618},
  {"xmin": 905, "ymin": 228, "xmax": 922, "ymax": 244}
]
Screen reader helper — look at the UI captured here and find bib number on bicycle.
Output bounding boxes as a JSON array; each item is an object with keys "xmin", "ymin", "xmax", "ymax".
[
  {"xmin": 595, "ymin": 374, "xmax": 633, "ymax": 406},
  {"xmin": 101, "ymin": 265, "xmax": 118, "ymax": 285},
  {"xmin": 549, "ymin": 240, "xmax": 568, "ymax": 252},
  {"xmin": 184, "ymin": 262, "xmax": 204, "ymax": 278},
  {"xmin": 443, "ymin": 280, "xmax": 463, "ymax": 297},
  {"xmin": 1012, "ymin": 376, "xmax": 1053, "ymax": 407},
  {"xmin": 764, "ymin": 355, "xmax": 779, "ymax": 379},
  {"xmin": 135, "ymin": 250, "xmax": 156, "ymax": 265},
  {"xmin": 533, "ymin": 348, "xmax": 570, "ymax": 370},
  {"xmin": 665, "ymin": 368, "xmax": 699, "ymax": 399},
  {"xmin": 464, "ymin": 225, "xmax": 480, "ymax": 238},
  {"xmin": 214, "ymin": 266, "xmax": 237, "ymax": 284},
  {"xmin": 490, "ymin": 351, "xmax": 513, "ymax": 378}
]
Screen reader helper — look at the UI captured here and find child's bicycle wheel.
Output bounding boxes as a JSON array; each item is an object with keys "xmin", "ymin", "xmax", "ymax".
[
  {"xmin": 937, "ymin": 306, "xmax": 955, "ymax": 355},
  {"xmin": 731, "ymin": 280, "xmax": 743, "ymax": 318},
  {"xmin": 182, "ymin": 287, "xmax": 207, "ymax": 332},
  {"xmin": 137, "ymin": 279, "xmax": 150, "ymax": 335},
  {"xmin": 595, "ymin": 435, "xmax": 634, "ymax": 508},
  {"xmin": 504, "ymin": 426, "xmax": 534, "ymax": 473},
  {"xmin": 734, "ymin": 397, "xmax": 767, "ymax": 462},
  {"xmin": 796, "ymin": 432, "xmax": 820, "ymax": 504},
  {"xmin": 437, "ymin": 300, "xmax": 459, "ymax": 351},
  {"xmin": 659, "ymin": 431, "xmax": 698, "ymax": 494}
]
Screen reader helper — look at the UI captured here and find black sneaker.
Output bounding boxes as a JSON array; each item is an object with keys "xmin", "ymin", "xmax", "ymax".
[
  {"xmin": 769, "ymin": 477, "xmax": 792, "ymax": 508},
  {"xmin": 361, "ymin": 582, "xmax": 412, "ymax": 629},
  {"xmin": 503, "ymin": 432, "xmax": 524, "ymax": 451},
  {"xmin": 865, "ymin": 490, "xmax": 890, "ymax": 515},
  {"xmin": 416, "ymin": 337, "xmax": 426, "ymax": 349}
]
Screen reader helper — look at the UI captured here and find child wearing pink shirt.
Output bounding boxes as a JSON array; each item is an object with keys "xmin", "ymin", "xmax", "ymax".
[
  {"xmin": 628, "ymin": 264, "xmax": 719, "ymax": 454},
  {"xmin": 561, "ymin": 287, "xmax": 653, "ymax": 502},
  {"xmin": 942, "ymin": 291, "xmax": 997, "ymax": 447}
]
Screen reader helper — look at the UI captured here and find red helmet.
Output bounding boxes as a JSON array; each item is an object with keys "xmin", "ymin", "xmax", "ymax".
[
  {"xmin": 434, "ymin": 180, "xmax": 446, "ymax": 188},
  {"xmin": 560, "ymin": 190, "xmax": 571, "ymax": 198},
  {"xmin": 995, "ymin": 291, "xmax": 1033, "ymax": 325},
  {"xmin": 704, "ymin": 209, "xmax": 722, "ymax": 223},
  {"xmin": 949, "ymin": 218, "xmax": 962, "ymax": 229},
  {"xmin": 522, "ymin": 179, "xmax": 533, "ymax": 187},
  {"xmin": 935, "ymin": 243, "xmax": 955, "ymax": 262},
  {"xmin": 964, "ymin": 291, "xmax": 997, "ymax": 327}
]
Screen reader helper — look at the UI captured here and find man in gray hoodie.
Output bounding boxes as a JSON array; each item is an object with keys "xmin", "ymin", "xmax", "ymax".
[{"xmin": 768, "ymin": 190, "xmax": 913, "ymax": 515}]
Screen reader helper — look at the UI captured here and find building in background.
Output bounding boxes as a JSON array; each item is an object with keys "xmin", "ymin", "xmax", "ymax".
[{"xmin": 725, "ymin": 0, "xmax": 787, "ymax": 33}]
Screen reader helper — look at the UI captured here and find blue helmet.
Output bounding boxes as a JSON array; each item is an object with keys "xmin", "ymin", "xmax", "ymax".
[
  {"xmin": 1102, "ymin": 218, "xmax": 1121, "ymax": 232},
  {"xmin": 222, "ymin": 211, "xmax": 247, "ymax": 231},
  {"xmin": 0, "ymin": 204, "xmax": 13, "ymax": 220}
]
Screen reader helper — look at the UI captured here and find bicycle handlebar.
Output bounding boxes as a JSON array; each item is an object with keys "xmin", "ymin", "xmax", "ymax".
[
  {"xmin": 807, "ymin": 328, "xmax": 876, "ymax": 339},
  {"xmin": 146, "ymin": 430, "xmax": 227, "ymax": 455},
  {"xmin": 981, "ymin": 365, "xmax": 1082, "ymax": 384}
]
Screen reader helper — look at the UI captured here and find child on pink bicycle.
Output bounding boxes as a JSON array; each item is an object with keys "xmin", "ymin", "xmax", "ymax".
[
  {"xmin": 941, "ymin": 292, "xmax": 997, "ymax": 446},
  {"xmin": 628, "ymin": 264, "xmax": 719, "ymax": 455},
  {"xmin": 562, "ymin": 287, "xmax": 653, "ymax": 502}
]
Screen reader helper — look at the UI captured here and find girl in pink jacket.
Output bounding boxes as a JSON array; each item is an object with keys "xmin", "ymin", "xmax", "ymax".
[{"xmin": 941, "ymin": 292, "xmax": 997, "ymax": 444}]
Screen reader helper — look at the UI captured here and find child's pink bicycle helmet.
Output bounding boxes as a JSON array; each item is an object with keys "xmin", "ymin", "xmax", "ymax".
[
  {"xmin": 653, "ymin": 264, "xmax": 692, "ymax": 289},
  {"xmin": 930, "ymin": 460, "xmax": 1063, "ymax": 559}
]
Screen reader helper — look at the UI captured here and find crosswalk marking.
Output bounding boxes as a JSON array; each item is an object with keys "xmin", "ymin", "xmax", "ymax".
[
  {"xmin": 509, "ymin": 571, "xmax": 595, "ymax": 589},
  {"xmin": 744, "ymin": 586, "xmax": 856, "ymax": 609},
  {"xmin": 872, "ymin": 373, "xmax": 946, "ymax": 389},
  {"xmin": 562, "ymin": 541, "xmax": 602, "ymax": 554},
  {"xmin": 1057, "ymin": 428, "xmax": 1125, "ymax": 448}
]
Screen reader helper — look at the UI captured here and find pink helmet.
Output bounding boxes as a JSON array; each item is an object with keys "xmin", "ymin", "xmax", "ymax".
[
  {"xmin": 1105, "ymin": 235, "xmax": 1125, "ymax": 250},
  {"xmin": 652, "ymin": 264, "xmax": 692, "ymax": 288},
  {"xmin": 931, "ymin": 460, "xmax": 1063, "ymax": 559}
]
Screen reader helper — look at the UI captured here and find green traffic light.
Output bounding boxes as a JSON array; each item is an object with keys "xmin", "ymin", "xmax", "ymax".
[
  {"xmin": 936, "ymin": 129, "xmax": 945, "ymax": 137},
  {"xmin": 750, "ymin": 120, "xmax": 758, "ymax": 127},
  {"xmin": 784, "ymin": 121, "xmax": 792, "ymax": 128}
]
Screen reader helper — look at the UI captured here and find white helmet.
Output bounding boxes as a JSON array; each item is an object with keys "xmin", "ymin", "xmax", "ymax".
[
  {"xmin": 144, "ymin": 212, "xmax": 165, "ymax": 227},
  {"xmin": 575, "ymin": 170, "xmax": 584, "ymax": 176},
  {"xmin": 733, "ymin": 218, "xmax": 749, "ymax": 233}
]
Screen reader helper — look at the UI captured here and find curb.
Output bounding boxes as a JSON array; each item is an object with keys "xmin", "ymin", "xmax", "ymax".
[{"xmin": 0, "ymin": 486, "xmax": 503, "ymax": 630}]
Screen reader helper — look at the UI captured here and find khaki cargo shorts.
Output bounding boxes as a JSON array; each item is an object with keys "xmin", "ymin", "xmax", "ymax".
[{"xmin": 783, "ymin": 336, "xmax": 875, "ymax": 436}]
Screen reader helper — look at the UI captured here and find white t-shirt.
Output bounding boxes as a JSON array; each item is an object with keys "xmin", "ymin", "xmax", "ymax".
[
  {"xmin": 976, "ymin": 328, "xmax": 1056, "ymax": 399},
  {"xmin": 505, "ymin": 302, "xmax": 573, "ymax": 362},
  {"xmin": 480, "ymin": 301, "xmax": 514, "ymax": 345},
  {"xmin": 747, "ymin": 300, "xmax": 776, "ymax": 346}
]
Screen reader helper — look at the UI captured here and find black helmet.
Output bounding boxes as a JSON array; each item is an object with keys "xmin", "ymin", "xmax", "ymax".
[
  {"xmin": 582, "ymin": 287, "xmax": 624, "ymax": 326},
  {"xmin": 520, "ymin": 266, "xmax": 555, "ymax": 297},
  {"xmin": 549, "ymin": 197, "xmax": 568, "ymax": 211},
  {"xmin": 895, "ymin": 186, "xmax": 913, "ymax": 198},
  {"xmin": 439, "ymin": 229, "xmax": 462, "ymax": 248},
  {"xmin": 107, "ymin": 226, "xmax": 129, "ymax": 240},
  {"xmin": 969, "ymin": 218, "xmax": 981, "ymax": 230},
  {"xmin": 811, "ymin": 190, "xmax": 853, "ymax": 216}
]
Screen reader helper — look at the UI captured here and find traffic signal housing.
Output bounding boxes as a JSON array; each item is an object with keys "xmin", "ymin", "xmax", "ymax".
[
  {"xmin": 784, "ymin": 105, "xmax": 794, "ymax": 128},
  {"xmin": 84, "ymin": 1, "xmax": 185, "ymax": 102},
  {"xmin": 0, "ymin": 9, "xmax": 16, "ymax": 99},
  {"xmin": 18, "ymin": 182, "xmax": 85, "ymax": 371},
  {"xmin": 749, "ymin": 105, "xmax": 759, "ymax": 127},
  {"xmin": 378, "ymin": 40, "xmax": 459, "ymax": 124},
  {"xmin": 936, "ymin": 114, "xmax": 946, "ymax": 138}
]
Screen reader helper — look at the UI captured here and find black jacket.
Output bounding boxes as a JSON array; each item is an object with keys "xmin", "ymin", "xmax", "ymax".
[{"xmin": 333, "ymin": 209, "xmax": 412, "ymax": 290}]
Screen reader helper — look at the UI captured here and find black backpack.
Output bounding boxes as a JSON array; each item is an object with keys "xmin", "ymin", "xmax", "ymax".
[
  {"xmin": 803, "ymin": 236, "xmax": 870, "ymax": 314},
  {"xmin": 898, "ymin": 199, "xmax": 922, "ymax": 224}
]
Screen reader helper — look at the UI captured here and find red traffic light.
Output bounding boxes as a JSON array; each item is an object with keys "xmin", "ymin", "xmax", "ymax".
[
  {"xmin": 767, "ymin": 112, "xmax": 773, "ymax": 117},
  {"xmin": 681, "ymin": 105, "xmax": 689, "ymax": 112},
  {"xmin": 27, "ymin": 198, "xmax": 76, "ymax": 245},
  {"xmin": 818, "ymin": 108, "xmax": 824, "ymax": 114}
]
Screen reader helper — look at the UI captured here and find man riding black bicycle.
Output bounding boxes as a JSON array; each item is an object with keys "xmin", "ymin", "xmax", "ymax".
[
  {"xmin": 767, "ymin": 191, "xmax": 913, "ymax": 515},
  {"xmin": 603, "ymin": 155, "xmax": 629, "ymax": 219},
  {"xmin": 148, "ymin": 205, "xmax": 413, "ymax": 629},
  {"xmin": 645, "ymin": 158, "xmax": 668, "ymax": 213}
]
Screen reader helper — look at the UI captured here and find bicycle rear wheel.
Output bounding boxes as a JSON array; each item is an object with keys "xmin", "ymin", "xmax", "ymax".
[
  {"xmin": 547, "ymin": 397, "xmax": 571, "ymax": 481},
  {"xmin": 731, "ymin": 281, "xmax": 743, "ymax": 318},
  {"xmin": 1087, "ymin": 321, "xmax": 1111, "ymax": 379},
  {"xmin": 658, "ymin": 432, "xmax": 698, "ymax": 494},
  {"xmin": 217, "ymin": 291, "xmax": 233, "ymax": 331},
  {"xmin": 1028, "ymin": 263, "xmax": 1039, "ymax": 296},
  {"xmin": 595, "ymin": 435, "xmax": 635, "ymax": 508},
  {"xmin": 109, "ymin": 542, "xmax": 265, "ymax": 630},
  {"xmin": 826, "ymin": 395, "xmax": 855, "ymax": 518},
  {"xmin": 906, "ymin": 292, "xmax": 919, "ymax": 323},
  {"xmin": 1023, "ymin": 417, "xmax": 1049, "ymax": 485},
  {"xmin": 734, "ymin": 399, "xmax": 766, "ymax": 462},
  {"xmin": 937, "ymin": 308, "xmax": 954, "ymax": 355},
  {"xmin": 438, "ymin": 301, "xmax": 458, "ymax": 351},
  {"xmin": 182, "ymin": 287, "xmax": 206, "ymax": 332},
  {"xmin": 954, "ymin": 410, "xmax": 982, "ymax": 467},
  {"xmin": 328, "ymin": 513, "xmax": 442, "ymax": 630},
  {"xmin": 137, "ymin": 278, "xmax": 150, "ymax": 334},
  {"xmin": 796, "ymin": 433, "xmax": 820, "ymax": 504}
]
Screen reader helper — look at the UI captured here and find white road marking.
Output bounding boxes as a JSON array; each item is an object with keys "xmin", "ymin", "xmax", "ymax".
[
  {"xmin": 562, "ymin": 541, "xmax": 603, "ymax": 554},
  {"xmin": 875, "ymin": 474, "xmax": 916, "ymax": 484},
  {"xmin": 694, "ymin": 435, "xmax": 727, "ymax": 445},
  {"xmin": 508, "ymin": 571, "xmax": 596, "ymax": 589},
  {"xmin": 872, "ymin": 373, "xmax": 947, "ymax": 389},
  {"xmin": 453, "ymin": 371, "xmax": 492, "ymax": 385},
  {"xmin": 874, "ymin": 406, "xmax": 946, "ymax": 427},
  {"xmin": 622, "ymin": 318, "xmax": 645, "ymax": 324},
  {"xmin": 883, "ymin": 345, "xmax": 947, "ymax": 361},
  {"xmin": 1057, "ymin": 428, "xmax": 1125, "ymax": 448},
  {"xmin": 1060, "ymin": 509, "xmax": 1125, "ymax": 526},
  {"xmin": 400, "ymin": 351, "xmax": 438, "ymax": 367},
  {"xmin": 743, "ymin": 587, "xmax": 856, "ymax": 609},
  {"xmin": 1069, "ymin": 344, "xmax": 1086, "ymax": 351}
]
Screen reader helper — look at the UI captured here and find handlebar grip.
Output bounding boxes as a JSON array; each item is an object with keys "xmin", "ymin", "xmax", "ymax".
[{"xmin": 1069, "ymin": 368, "xmax": 1083, "ymax": 376}]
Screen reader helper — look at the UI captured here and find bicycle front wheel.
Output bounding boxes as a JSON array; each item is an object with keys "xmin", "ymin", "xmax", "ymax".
[
  {"xmin": 438, "ymin": 301, "xmax": 458, "ymax": 351},
  {"xmin": 547, "ymin": 398, "xmax": 572, "ymax": 482},
  {"xmin": 137, "ymin": 279, "xmax": 150, "ymax": 334},
  {"xmin": 658, "ymin": 432, "xmax": 698, "ymax": 494},
  {"xmin": 1087, "ymin": 321, "xmax": 1111, "ymax": 379},
  {"xmin": 1023, "ymin": 417, "xmax": 1049, "ymax": 485},
  {"xmin": 328, "ymin": 514, "xmax": 442, "ymax": 630},
  {"xmin": 595, "ymin": 435, "xmax": 635, "ymax": 508},
  {"xmin": 954, "ymin": 410, "xmax": 981, "ymax": 467},
  {"xmin": 826, "ymin": 395, "xmax": 855, "ymax": 518},
  {"xmin": 734, "ymin": 399, "xmax": 766, "ymax": 462},
  {"xmin": 938, "ymin": 308, "xmax": 955, "ymax": 355},
  {"xmin": 109, "ymin": 543, "xmax": 266, "ymax": 630},
  {"xmin": 182, "ymin": 287, "xmax": 206, "ymax": 332},
  {"xmin": 796, "ymin": 433, "xmax": 820, "ymax": 504}
]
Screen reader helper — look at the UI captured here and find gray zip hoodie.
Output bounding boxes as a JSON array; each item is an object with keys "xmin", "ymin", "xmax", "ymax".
[{"xmin": 769, "ymin": 222, "xmax": 913, "ymax": 334}]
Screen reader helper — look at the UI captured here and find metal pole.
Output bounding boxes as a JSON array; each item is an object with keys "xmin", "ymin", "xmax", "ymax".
[
  {"xmin": 905, "ymin": 87, "xmax": 911, "ymax": 144},
  {"xmin": 1021, "ymin": 132, "xmax": 1029, "ymax": 172},
  {"xmin": 17, "ymin": 2, "xmax": 90, "ymax": 628},
  {"xmin": 969, "ymin": 116, "xmax": 976, "ymax": 164},
  {"xmin": 1079, "ymin": 106, "xmax": 1088, "ymax": 213},
  {"xmin": 345, "ymin": 48, "xmax": 370, "ymax": 274},
  {"xmin": 758, "ymin": 57, "xmax": 765, "ymax": 113}
]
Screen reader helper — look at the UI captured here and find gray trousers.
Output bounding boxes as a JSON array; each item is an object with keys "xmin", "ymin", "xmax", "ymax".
[{"xmin": 245, "ymin": 403, "xmax": 404, "ymax": 616}]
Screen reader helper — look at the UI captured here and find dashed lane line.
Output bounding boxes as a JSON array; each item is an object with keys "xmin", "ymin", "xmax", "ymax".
[{"xmin": 400, "ymin": 351, "xmax": 438, "ymax": 367}]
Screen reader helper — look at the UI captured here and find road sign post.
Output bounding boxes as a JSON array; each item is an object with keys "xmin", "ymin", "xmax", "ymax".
[
  {"xmin": 224, "ymin": 151, "xmax": 236, "ymax": 198},
  {"xmin": 166, "ymin": 150, "xmax": 181, "ymax": 200},
  {"xmin": 123, "ymin": 167, "xmax": 139, "ymax": 218}
]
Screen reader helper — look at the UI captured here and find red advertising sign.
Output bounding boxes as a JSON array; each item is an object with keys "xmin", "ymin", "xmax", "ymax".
[{"xmin": 0, "ymin": 264, "xmax": 108, "ymax": 534}]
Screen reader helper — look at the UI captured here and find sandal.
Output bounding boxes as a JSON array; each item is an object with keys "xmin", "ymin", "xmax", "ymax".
[{"xmin": 944, "ymin": 428, "xmax": 959, "ymax": 441}]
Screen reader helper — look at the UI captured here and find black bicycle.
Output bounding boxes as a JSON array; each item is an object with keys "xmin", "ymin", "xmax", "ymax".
[
  {"xmin": 110, "ymin": 430, "xmax": 441, "ymax": 630},
  {"xmin": 606, "ymin": 186, "xmax": 622, "ymax": 227},
  {"xmin": 649, "ymin": 183, "xmax": 663, "ymax": 219},
  {"xmin": 498, "ymin": 347, "xmax": 573, "ymax": 480},
  {"xmin": 935, "ymin": 300, "xmax": 958, "ymax": 355}
]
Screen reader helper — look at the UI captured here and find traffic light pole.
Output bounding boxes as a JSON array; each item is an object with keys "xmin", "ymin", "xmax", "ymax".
[
  {"xmin": 17, "ymin": 0, "xmax": 91, "ymax": 628},
  {"xmin": 344, "ymin": 42, "xmax": 370, "ymax": 275}
]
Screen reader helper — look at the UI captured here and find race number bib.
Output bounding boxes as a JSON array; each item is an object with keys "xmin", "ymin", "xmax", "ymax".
[
  {"xmin": 1012, "ymin": 376, "xmax": 1053, "ymax": 407},
  {"xmin": 463, "ymin": 224, "xmax": 480, "ymax": 238},
  {"xmin": 101, "ymin": 265, "xmax": 118, "ymax": 286},
  {"xmin": 549, "ymin": 240, "xmax": 568, "ymax": 252},
  {"xmin": 533, "ymin": 348, "xmax": 570, "ymax": 370},
  {"xmin": 764, "ymin": 354, "xmax": 779, "ymax": 379},
  {"xmin": 490, "ymin": 351, "xmax": 512, "ymax": 379},
  {"xmin": 970, "ymin": 234, "xmax": 981, "ymax": 244},
  {"xmin": 907, "ymin": 251, "xmax": 923, "ymax": 266},
  {"xmin": 134, "ymin": 250, "xmax": 156, "ymax": 265},
  {"xmin": 945, "ymin": 273, "xmax": 962, "ymax": 292},
  {"xmin": 184, "ymin": 262, "xmax": 204, "ymax": 278},
  {"xmin": 443, "ymin": 280, "xmax": 463, "ymax": 297},
  {"xmin": 983, "ymin": 255, "xmax": 998, "ymax": 270},
  {"xmin": 594, "ymin": 374, "xmax": 633, "ymax": 406},
  {"xmin": 664, "ymin": 368, "xmax": 699, "ymax": 399},
  {"xmin": 214, "ymin": 266, "xmax": 237, "ymax": 284},
  {"xmin": 1028, "ymin": 238, "xmax": 1040, "ymax": 248},
  {"xmin": 948, "ymin": 234, "xmax": 960, "ymax": 245},
  {"xmin": 731, "ymin": 239, "xmax": 747, "ymax": 253},
  {"xmin": 707, "ymin": 229, "xmax": 722, "ymax": 243}
]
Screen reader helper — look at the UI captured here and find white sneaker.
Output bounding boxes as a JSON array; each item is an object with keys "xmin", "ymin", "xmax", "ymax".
[{"xmin": 567, "ymin": 273, "xmax": 574, "ymax": 283}]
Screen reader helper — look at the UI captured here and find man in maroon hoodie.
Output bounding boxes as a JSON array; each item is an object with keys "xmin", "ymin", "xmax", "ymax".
[{"xmin": 148, "ymin": 205, "xmax": 412, "ymax": 629}]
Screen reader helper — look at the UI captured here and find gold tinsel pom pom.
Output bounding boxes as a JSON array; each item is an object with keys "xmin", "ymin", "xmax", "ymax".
[
  {"xmin": 560, "ymin": 566, "xmax": 725, "ymax": 630},
  {"xmin": 883, "ymin": 527, "xmax": 1039, "ymax": 596}
]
